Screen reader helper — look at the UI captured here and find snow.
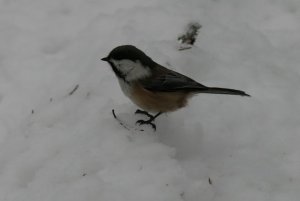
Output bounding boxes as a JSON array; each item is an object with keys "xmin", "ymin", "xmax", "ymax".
[{"xmin": 0, "ymin": 0, "xmax": 299, "ymax": 200}]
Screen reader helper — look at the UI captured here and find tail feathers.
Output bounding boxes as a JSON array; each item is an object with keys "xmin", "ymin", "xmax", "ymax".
[{"xmin": 197, "ymin": 87, "xmax": 250, "ymax": 97}]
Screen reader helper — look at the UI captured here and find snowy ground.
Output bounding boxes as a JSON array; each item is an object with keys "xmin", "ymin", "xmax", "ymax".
[{"xmin": 0, "ymin": 0, "xmax": 300, "ymax": 200}]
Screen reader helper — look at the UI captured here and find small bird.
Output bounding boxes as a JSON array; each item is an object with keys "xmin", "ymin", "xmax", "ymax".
[{"xmin": 102, "ymin": 45, "xmax": 249, "ymax": 130}]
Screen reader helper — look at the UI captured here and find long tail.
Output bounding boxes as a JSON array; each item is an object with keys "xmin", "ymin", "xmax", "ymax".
[{"xmin": 197, "ymin": 87, "xmax": 250, "ymax": 97}]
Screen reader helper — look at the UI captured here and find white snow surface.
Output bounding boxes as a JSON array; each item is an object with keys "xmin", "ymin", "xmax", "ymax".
[{"xmin": 0, "ymin": 0, "xmax": 299, "ymax": 200}]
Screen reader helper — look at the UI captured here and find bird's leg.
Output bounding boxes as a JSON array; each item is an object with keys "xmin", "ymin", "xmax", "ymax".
[{"xmin": 136, "ymin": 111, "xmax": 162, "ymax": 131}]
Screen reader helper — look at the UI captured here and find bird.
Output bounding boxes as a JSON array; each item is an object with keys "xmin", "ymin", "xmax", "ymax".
[{"xmin": 101, "ymin": 45, "xmax": 250, "ymax": 130}]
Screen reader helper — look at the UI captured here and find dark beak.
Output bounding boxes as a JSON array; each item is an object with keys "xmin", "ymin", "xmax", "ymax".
[{"xmin": 101, "ymin": 57, "xmax": 109, "ymax": 61}]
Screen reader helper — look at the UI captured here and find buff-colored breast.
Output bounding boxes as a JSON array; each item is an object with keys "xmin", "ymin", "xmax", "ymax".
[{"xmin": 130, "ymin": 82, "xmax": 190, "ymax": 112}]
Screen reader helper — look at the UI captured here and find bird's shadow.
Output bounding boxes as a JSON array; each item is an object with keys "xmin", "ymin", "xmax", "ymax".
[
  {"xmin": 156, "ymin": 112, "xmax": 205, "ymax": 160},
  {"xmin": 111, "ymin": 105, "xmax": 205, "ymax": 159}
]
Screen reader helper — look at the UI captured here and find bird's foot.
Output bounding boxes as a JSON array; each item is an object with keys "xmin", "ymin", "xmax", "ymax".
[
  {"xmin": 135, "ymin": 110, "xmax": 162, "ymax": 131},
  {"xmin": 135, "ymin": 109, "xmax": 154, "ymax": 119},
  {"xmin": 136, "ymin": 119, "xmax": 156, "ymax": 131}
]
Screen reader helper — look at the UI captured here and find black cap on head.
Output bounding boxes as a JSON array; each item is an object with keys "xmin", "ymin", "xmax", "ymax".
[{"xmin": 102, "ymin": 45, "xmax": 155, "ymax": 68}]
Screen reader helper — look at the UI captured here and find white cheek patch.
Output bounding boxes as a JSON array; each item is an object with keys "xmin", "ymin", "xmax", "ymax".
[{"xmin": 111, "ymin": 59, "xmax": 151, "ymax": 81}]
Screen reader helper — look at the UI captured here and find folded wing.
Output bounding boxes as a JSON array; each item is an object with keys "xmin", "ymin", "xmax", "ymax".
[{"xmin": 140, "ymin": 65, "xmax": 250, "ymax": 96}]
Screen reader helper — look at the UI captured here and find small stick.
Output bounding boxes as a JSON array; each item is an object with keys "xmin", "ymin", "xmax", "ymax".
[
  {"xmin": 208, "ymin": 177, "xmax": 212, "ymax": 185},
  {"xmin": 178, "ymin": 47, "xmax": 192, "ymax": 51},
  {"xmin": 112, "ymin": 109, "xmax": 130, "ymax": 130},
  {"xmin": 112, "ymin": 109, "xmax": 144, "ymax": 132},
  {"xmin": 69, "ymin": 84, "xmax": 79, "ymax": 96}
]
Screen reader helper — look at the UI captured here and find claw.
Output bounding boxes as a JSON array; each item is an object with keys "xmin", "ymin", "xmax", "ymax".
[
  {"xmin": 136, "ymin": 119, "xmax": 156, "ymax": 131},
  {"xmin": 134, "ymin": 110, "xmax": 162, "ymax": 131}
]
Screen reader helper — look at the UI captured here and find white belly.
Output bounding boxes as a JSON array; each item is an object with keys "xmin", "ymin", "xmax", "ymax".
[{"xmin": 118, "ymin": 78, "xmax": 132, "ymax": 98}]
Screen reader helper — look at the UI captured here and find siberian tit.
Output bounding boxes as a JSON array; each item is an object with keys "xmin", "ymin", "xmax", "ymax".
[{"xmin": 102, "ymin": 45, "xmax": 249, "ymax": 130}]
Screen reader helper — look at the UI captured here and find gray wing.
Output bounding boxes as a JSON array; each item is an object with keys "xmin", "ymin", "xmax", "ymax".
[
  {"xmin": 141, "ymin": 67, "xmax": 206, "ymax": 92},
  {"xmin": 140, "ymin": 65, "xmax": 250, "ymax": 96}
]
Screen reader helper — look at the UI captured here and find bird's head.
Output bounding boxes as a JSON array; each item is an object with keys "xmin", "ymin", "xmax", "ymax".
[{"xmin": 101, "ymin": 45, "xmax": 154, "ymax": 82}]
